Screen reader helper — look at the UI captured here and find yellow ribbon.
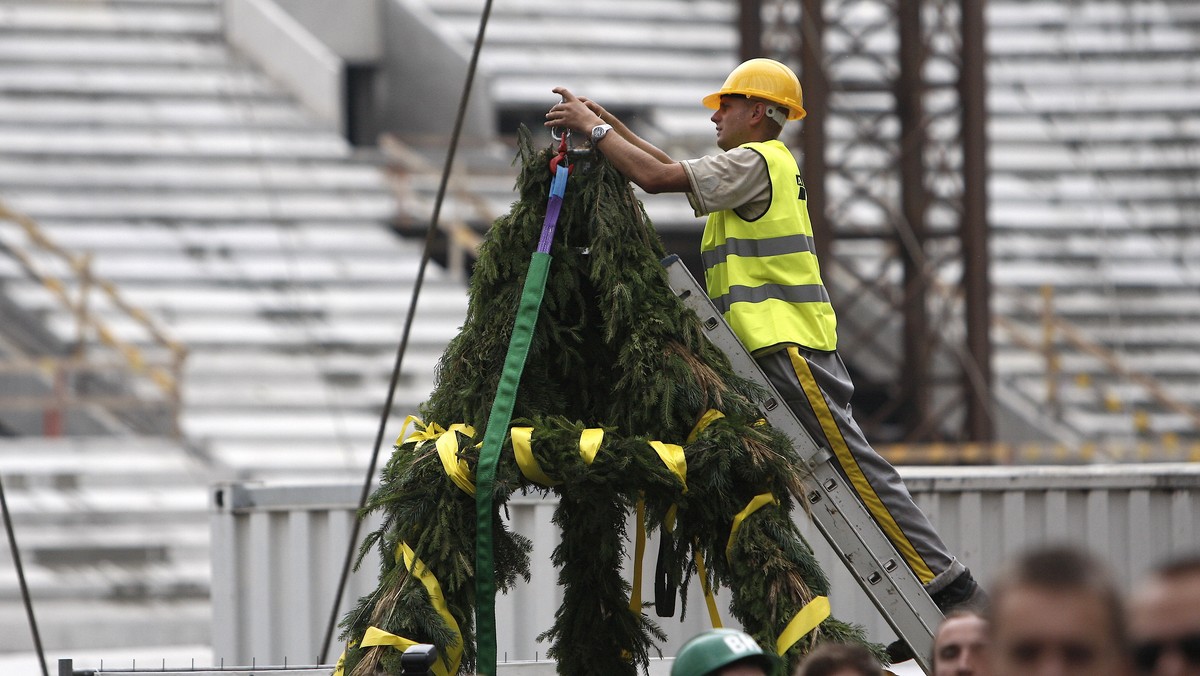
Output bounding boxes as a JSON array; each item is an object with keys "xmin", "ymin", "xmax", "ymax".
[
  {"xmin": 331, "ymin": 627, "xmax": 452, "ymax": 676},
  {"xmin": 776, "ymin": 595, "xmax": 831, "ymax": 655},
  {"xmin": 435, "ymin": 423, "xmax": 477, "ymax": 496},
  {"xmin": 648, "ymin": 441, "xmax": 687, "ymax": 494},
  {"xmin": 687, "ymin": 409, "xmax": 725, "ymax": 443},
  {"xmin": 579, "ymin": 427, "xmax": 604, "ymax": 464},
  {"xmin": 394, "ymin": 417, "xmax": 476, "ymax": 496},
  {"xmin": 726, "ymin": 493, "xmax": 779, "ymax": 564},
  {"xmin": 512, "ymin": 426, "xmax": 606, "ymax": 486},
  {"xmin": 332, "ymin": 625, "xmax": 446, "ymax": 676},
  {"xmin": 511, "ymin": 426, "xmax": 559, "ymax": 486},
  {"xmin": 396, "ymin": 542, "xmax": 463, "ymax": 676},
  {"xmin": 629, "ymin": 497, "xmax": 646, "ymax": 613},
  {"xmin": 395, "ymin": 415, "xmax": 444, "ymax": 446},
  {"xmin": 362, "ymin": 626, "xmax": 419, "ymax": 650},
  {"xmin": 693, "ymin": 549, "xmax": 723, "ymax": 628},
  {"xmin": 663, "ymin": 504, "xmax": 679, "ymax": 533},
  {"xmin": 647, "ymin": 439, "xmax": 687, "ymax": 546}
]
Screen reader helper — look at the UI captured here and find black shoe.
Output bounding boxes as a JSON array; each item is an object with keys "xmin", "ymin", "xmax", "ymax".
[
  {"xmin": 931, "ymin": 569, "xmax": 989, "ymax": 614},
  {"xmin": 886, "ymin": 638, "xmax": 916, "ymax": 664},
  {"xmin": 884, "ymin": 570, "xmax": 988, "ymax": 664}
]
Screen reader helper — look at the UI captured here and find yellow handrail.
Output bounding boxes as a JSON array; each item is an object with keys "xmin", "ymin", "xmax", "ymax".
[
  {"xmin": 995, "ymin": 285, "xmax": 1200, "ymax": 434},
  {"xmin": 378, "ymin": 133, "xmax": 487, "ymax": 279},
  {"xmin": 0, "ymin": 201, "xmax": 187, "ymax": 434}
]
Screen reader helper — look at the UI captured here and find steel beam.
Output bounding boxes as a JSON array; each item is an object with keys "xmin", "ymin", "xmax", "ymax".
[{"xmin": 960, "ymin": 0, "xmax": 993, "ymax": 441}]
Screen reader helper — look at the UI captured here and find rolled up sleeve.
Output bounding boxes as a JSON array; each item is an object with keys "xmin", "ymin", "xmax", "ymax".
[{"xmin": 681, "ymin": 148, "xmax": 771, "ymax": 218}]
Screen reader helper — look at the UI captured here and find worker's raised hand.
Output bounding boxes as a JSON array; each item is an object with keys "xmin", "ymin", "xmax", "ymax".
[
  {"xmin": 545, "ymin": 87, "xmax": 604, "ymax": 135},
  {"xmin": 581, "ymin": 98, "xmax": 611, "ymax": 123}
]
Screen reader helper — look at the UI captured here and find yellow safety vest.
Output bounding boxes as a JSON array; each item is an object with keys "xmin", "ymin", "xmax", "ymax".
[{"xmin": 701, "ymin": 139, "xmax": 838, "ymax": 353}]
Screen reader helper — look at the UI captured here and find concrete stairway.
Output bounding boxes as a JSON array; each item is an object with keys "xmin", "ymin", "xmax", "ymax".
[
  {"xmin": 0, "ymin": 0, "xmax": 468, "ymax": 653},
  {"xmin": 0, "ymin": 0, "xmax": 469, "ymax": 482},
  {"xmin": 985, "ymin": 0, "xmax": 1200, "ymax": 447},
  {"xmin": 0, "ymin": 436, "xmax": 211, "ymax": 651}
]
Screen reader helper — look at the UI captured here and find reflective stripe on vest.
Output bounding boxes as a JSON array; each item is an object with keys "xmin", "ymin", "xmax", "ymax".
[{"xmin": 701, "ymin": 139, "xmax": 838, "ymax": 353}]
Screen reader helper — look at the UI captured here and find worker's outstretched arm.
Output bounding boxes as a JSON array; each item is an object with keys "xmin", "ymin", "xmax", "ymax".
[
  {"xmin": 580, "ymin": 98, "xmax": 673, "ymax": 164},
  {"xmin": 546, "ymin": 87, "xmax": 690, "ymax": 194}
]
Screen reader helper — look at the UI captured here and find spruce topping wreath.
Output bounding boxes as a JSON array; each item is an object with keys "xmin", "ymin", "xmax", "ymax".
[{"xmin": 337, "ymin": 129, "xmax": 880, "ymax": 676}]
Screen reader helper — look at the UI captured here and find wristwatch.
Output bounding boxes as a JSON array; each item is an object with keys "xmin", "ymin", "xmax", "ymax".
[{"xmin": 590, "ymin": 123, "xmax": 613, "ymax": 145}]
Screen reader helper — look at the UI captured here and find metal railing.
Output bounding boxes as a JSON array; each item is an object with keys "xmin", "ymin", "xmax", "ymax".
[
  {"xmin": 0, "ymin": 202, "xmax": 187, "ymax": 436},
  {"xmin": 57, "ymin": 660, "xmax": 332, "ymax": 676},
  {"xmin": 994, "ymin": 283, "xmax": 1200, "ymax": 438},
  {"xmin": 379, "ymin": 133, "xmax": 486, "ymax": 279}
]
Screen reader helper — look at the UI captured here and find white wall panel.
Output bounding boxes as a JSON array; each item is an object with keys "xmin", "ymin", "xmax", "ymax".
[{"xmin": 212, "ymin": 464, "xmax": 1200, "ymax": 665}]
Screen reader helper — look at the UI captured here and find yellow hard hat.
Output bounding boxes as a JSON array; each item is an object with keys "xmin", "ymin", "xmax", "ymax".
[{"xmin": 702, "ymin": 58, "xmax": 806, "ymax": 121}]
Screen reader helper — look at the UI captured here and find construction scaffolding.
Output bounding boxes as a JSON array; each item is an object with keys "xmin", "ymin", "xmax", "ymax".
[{"xmin": 740, "ymin": 0, "xmax": 992, "ymax": 445}]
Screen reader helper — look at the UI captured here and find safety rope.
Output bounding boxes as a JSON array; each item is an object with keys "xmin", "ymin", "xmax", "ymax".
[
  {"xmin": 317, "ymin": 0, "xmax": 497, "ymax": 663},
  {"xmin": 474, "ymin": 144, "xmax": 571, "ymax": 675}
]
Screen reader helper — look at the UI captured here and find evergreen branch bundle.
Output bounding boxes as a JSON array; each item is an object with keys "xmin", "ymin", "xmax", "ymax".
[{"xmin": 338, "ymin": 128, "xmax": 878, "ymax": 676}]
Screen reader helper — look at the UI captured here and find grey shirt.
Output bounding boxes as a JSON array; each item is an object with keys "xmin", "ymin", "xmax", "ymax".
[{"xmin": 680, "ymin": 147, "xmax": 772, "ymax": 221}]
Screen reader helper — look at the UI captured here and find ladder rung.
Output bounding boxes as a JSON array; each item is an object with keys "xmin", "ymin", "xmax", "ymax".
[{"xmin": 662, "ymin": 254, "xmax": 941, "ymax": 674}]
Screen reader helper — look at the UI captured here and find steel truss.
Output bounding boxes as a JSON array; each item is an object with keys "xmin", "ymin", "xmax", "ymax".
[{"xmin": 742, "ymin": 0, "xmax": 992, "ymax": 445}]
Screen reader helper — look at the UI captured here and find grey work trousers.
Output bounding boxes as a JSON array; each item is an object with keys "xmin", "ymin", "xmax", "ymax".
[{"xmin": 756, "ymin": 345, "xmax": 965, "ymax": 593}]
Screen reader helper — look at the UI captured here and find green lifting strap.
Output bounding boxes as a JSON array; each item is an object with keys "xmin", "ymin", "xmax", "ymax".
[{"xmin": 474, "ymin": 159, "xmax": 568, "ymax": 675}]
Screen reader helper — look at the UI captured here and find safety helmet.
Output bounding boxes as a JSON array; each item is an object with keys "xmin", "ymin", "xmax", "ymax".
[
  {"xmin": 702, "ymin": 58, "xmax": 806, "ymax": 121},
  {"xmin": 671, "ymin": 629, "xmax": 779, "ymax": 676}
]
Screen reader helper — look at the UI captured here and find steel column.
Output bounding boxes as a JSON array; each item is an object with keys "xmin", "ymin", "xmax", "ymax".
[
  {"xmin": 799, "ymin": 0, "xmax": 831, "ymax": 263},
  {"xmin": 739, "ymin": 0, "xmax": 763, "ymax": 61},
  {"xmin": 960, "ymin": 0, "xmax": 993, "ymax": 441},
  {"xmin": 896, "ymin": 0, "xmax": 932, "ymax": 434},
  {"xmin": 742, "ymin": 0, "xmax": 992, "ymax": 447}
]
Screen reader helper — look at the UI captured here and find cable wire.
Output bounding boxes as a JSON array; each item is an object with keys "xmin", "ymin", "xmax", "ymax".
[
  {"xmin": 317, "ymin": 0, "xmax": 496, "ymax": 662},
  {"xmin": 1, "ymin": 473, "xmax": 48, "ymax": 676}
]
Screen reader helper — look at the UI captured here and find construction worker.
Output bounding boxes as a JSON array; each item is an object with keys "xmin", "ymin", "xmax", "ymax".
[
  {"xmin": 671, "ymin": 629, "xmax": 780, "ymax": 676},
  {"xmin": 546, "ymin": 58, "xmax": 985, "ymax": 661}
]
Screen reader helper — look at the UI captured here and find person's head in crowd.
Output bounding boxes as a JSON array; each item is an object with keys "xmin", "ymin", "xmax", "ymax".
[
  {"xmin": 986, "ymin": 544, "xmax": 1132, "ymax": 676},
  {"xmin": 794, "ymin": 642, "xmax": 882, "ymax": 676},
  {"xmin": 671, "ymin": 628, "xmax": 778, "ymax": 676},
  {"xmin": 1130, "ymin": 553, "xmax": 1200, "ymax": 676},
  {"xmin": 932, "ymin": 609, "xmax": 989, "ymax": 676}
]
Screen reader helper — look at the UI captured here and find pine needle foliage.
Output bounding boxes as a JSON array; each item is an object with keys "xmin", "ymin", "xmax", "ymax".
[{"xmin": 339, "ymin": 127, "xmax": 879, "ymax": 676}]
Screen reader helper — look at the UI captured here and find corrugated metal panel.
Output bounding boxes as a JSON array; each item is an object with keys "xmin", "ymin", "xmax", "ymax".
[
  {"xmin": 210, "ymin": 485, "xmax": 715, "ymax": 666},
  {"xmin": 211, "ymin": 483, "xmax": 381, "ymax": 666},
  {"xmin": 805, "ymin": 463, "xmax": 1200, "ymax": 641},
  {"xmin": 211, "ymin": 464, "xmax": 1200, "ymax": 665}
]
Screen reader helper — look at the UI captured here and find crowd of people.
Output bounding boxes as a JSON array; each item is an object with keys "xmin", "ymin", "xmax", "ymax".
[{"xmin": 671, "ymin": 544, "xmax": 1200, "ymax": 676}]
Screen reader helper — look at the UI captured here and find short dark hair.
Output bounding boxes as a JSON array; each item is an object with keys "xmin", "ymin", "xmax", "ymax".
[
  {"xmin": 718, "ymin": 93, "xmax": 786, "ymax": 138},
  {"xmin": 1148, "ymin": 551, "xmax": 1200, "ymax": 579},
  {"xmin": 795, "ymin": 643, "xmax": 882, "ymax": 676},
  {"xmin": 929, "ymin": 608, "xmax": 986, "ymax": 668},
  {"xmin": 987, "ymin": 545, "xmax": 1127, "ymax": 647},
  {"xmin": 942, "ymin": 607, "xmax": 985, "ymax": 623}
]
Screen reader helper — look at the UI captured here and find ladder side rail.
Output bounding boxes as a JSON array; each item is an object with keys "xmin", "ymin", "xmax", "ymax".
[{"xmin": 662, "ymin": 255, "xmax": 939, "ymax": 673}]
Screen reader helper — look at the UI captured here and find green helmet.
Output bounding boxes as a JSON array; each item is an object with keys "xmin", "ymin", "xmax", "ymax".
[{"xmin": 671, "ymin": 629, "xmax": 779, "ymax": 676}]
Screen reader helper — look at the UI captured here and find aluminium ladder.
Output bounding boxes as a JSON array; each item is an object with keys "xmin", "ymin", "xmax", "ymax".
[{"xmin": 662, "ymin": 254, "xmax": 942, "ymax": 674}]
